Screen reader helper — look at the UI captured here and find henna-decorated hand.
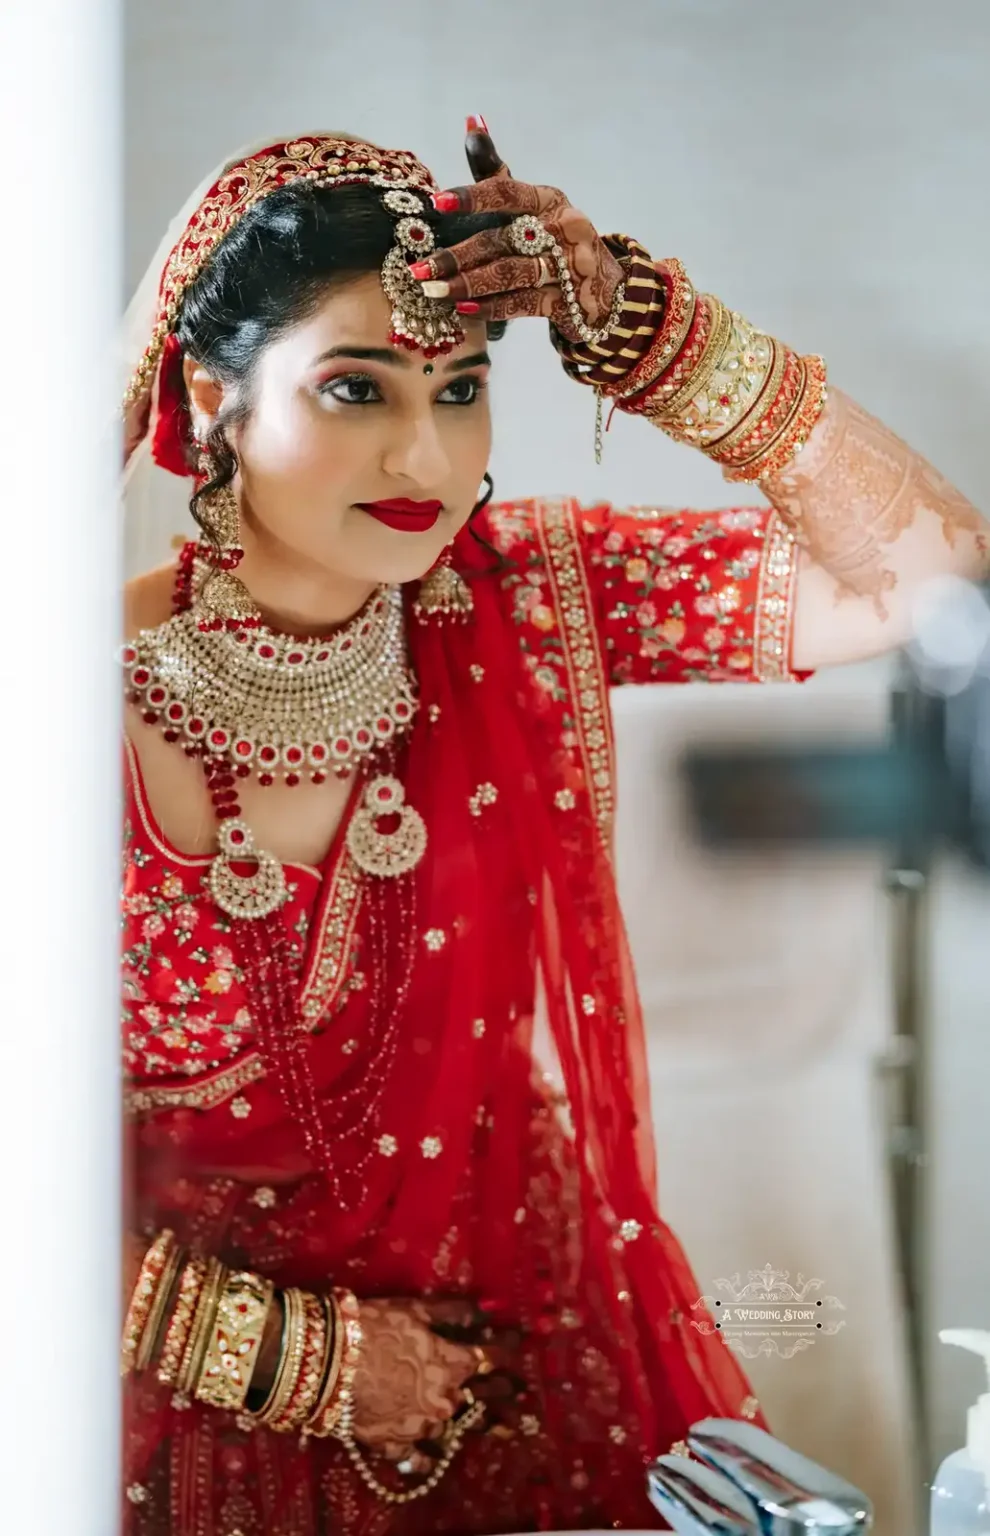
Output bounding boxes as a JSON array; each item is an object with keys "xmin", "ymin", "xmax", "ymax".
[
  {"xmin": 350, "ymin": 1297, "xmax": 511, "ymax": 1466},
  {"xmin": 410, "ymin": 116, "xmax": 624, "ymax": 341}
]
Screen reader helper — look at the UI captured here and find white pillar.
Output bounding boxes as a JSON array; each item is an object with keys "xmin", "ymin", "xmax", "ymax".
[{"xmin": 0, "ymin": 1, "xmax": 121, "ymax": 1530}]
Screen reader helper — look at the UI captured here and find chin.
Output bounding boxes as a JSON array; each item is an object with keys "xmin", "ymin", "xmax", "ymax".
[{"xmin": 325, "ymin": 541, "xmax": 445, "ymax": 591}]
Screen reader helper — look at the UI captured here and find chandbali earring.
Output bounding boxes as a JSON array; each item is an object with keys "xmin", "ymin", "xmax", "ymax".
[
  {"xmin": 413, "ymin": 543, "xmax": 474, "ymax": 624},
  {"xmin": 413, "ymin": 473, "xmax": 493, "ymax": 624},
  {"xmin": 194, "ymin": 449, "xmax": 261, "ymax": 635}
]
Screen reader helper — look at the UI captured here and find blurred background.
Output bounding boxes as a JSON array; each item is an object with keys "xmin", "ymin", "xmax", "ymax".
[{"xmin": 123, "ymin": 1, "xmax": 990, "ymax": 1530}]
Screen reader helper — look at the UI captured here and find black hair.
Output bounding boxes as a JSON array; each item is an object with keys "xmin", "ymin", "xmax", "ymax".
[{"xmin": 173, "ymin": 180, "xmax": 510, "ymax": 563}]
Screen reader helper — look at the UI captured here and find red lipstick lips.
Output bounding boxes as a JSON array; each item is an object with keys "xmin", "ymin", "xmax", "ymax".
[{"xmin": 356, "ymin": 498, "xmax": 443, "ymax": 533}]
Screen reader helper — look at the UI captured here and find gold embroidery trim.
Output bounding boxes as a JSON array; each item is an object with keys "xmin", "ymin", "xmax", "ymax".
[
  {"xmin": 754, "ymin": 512, "xmax": 802, "ymax": 681},
  {"xmin": 535, "ymin": 499, "xmax": 617, "ymax": 844},
  {"xmin": 299, "ymin": 847, "xmax": 364, "ymax": 1024},
  {"xmin": 124, "ymin": 1053, "xmax": 266, "ymax": 1116}
]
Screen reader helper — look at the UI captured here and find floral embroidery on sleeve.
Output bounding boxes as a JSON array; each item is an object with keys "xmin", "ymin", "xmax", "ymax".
[{"xmin": 482, "ymin": 498, "xmax": 807, "ymax": 687}]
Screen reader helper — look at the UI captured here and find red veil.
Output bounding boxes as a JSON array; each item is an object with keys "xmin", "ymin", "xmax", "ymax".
[{"xmin": 121, "ymin": 135, "xmax": 765, "ymax": 1533}]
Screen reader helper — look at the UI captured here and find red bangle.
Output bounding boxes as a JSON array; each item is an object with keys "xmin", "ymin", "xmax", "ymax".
[
  {"xmin": 621, "ymin": 292, "xmax": 716, "ymax": 417},
  {"xmin": 608, "ymin": 260, "xmax": 697, "ymax": 402},
  {"xmin": 722, "ymin": 356, "xmax": 828, "ymax": 481}
]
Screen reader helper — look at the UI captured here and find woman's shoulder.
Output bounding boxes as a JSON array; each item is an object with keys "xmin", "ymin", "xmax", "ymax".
[{"xmin": 123, "ymin": 557, "xmax": 178, "ymax": 636}]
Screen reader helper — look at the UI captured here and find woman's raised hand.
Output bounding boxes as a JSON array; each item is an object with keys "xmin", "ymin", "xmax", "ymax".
[{"xmin": 411, "ymin": 116, "xmax": 624, "ymax": 339}]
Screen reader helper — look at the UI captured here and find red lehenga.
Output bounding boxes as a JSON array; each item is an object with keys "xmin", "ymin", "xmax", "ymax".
[{"xmin": 122, "ymin": 496, "xmax": 804, "ymax": 1534}]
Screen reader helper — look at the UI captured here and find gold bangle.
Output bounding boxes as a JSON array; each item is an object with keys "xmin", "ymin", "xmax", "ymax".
[
  {"xmin": 711, "ymin": 345, "xmax": 805, "ymax": 469},
  {"xmin": 157, "ymin": 1255, "xmax": 207, "ymax": 1387},
  {"xmin": 121, "ymin": 1230, "xmax": 176, "ymax": 1377},
  {"xmin": 176, "ymin": 1257, "xmax": 227, "ymax": 1398},
  {"xmin": 135, "ymin": 1240, "xmax": 184, "ymax": 1373},
  {"xmin": 653, "ymin": 297, "xmax": 733, "ymax": 424},
  {"xmin": 308, "ymin": 1287, "xmax": 362, "ymax": 1438},
  {"xmin": 251, "ymin": 1287, "xmax": 306, "ymax": 1428},
  {"xmin": 264, "ymin": 1291, "xmax": 328, "ymax": 1433},
  {"xmin": 305, "ymin": 1291, "xmax": 344, "ymax": 1435},
  {"xmin": 724, "ymin": 355, "xmax": 828, "ymax": 482},
  {"xmin": 709, "ymin": 337, "xmax": 787, "ymax": 457},
  {"xmin": 196, "ymin": 1270, "xmax": 275, "ymax": 1413},
  {"xmin": 675, "ymin": 313, "xmax": 776, "ymax": 449}
]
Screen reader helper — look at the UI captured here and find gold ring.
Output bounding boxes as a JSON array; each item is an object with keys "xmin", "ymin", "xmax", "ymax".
[{"xmin": 535, "ymin": 255, "xmax": 551, "ymax": 288}]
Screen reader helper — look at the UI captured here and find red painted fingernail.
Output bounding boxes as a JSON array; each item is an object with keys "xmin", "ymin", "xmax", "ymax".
[
  {"xmin": 432, "ymin": 191, "xmax": 460, "ymax": 212},
  {"xmin": 456, "ymin": 301, "xmax": 481, "ymax": 315},
  {"xmin": 409, "ymin": 261, "xmax": 432, "ymax": 280},
  {"xmin": 466, "ymin": 114, "xmax": 489, "ymax": 134}
]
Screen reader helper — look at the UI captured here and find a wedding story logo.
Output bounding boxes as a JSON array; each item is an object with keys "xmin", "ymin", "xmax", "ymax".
[{"xmin": 691, "ymin": 1263, "xmax": 847, "ymax": 1361}]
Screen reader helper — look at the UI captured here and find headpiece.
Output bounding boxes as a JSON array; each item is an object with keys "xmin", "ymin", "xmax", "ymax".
[{"xmin": 122, "ymin": 135, "xmax": 463, "ymax": 479}]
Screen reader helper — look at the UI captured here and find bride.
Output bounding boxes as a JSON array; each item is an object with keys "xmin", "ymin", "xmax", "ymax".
[{"xmin": 120, "ymin": 122, "xmax": 985, "ymax": 1533}]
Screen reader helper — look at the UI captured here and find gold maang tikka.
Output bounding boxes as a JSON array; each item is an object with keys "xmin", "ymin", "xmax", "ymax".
[{"xmin": 379, "ymin": 187, "xmax": 465, "ymax": 357}]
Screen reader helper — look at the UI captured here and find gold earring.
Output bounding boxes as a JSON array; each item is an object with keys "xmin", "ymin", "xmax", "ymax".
[
  {"xmin": 413, "ymin": 544, "xmax": 474, "ymax": 623},
  {"xmin": 195, "ymin": 451, "xmax": 261, "ymax": 634}
]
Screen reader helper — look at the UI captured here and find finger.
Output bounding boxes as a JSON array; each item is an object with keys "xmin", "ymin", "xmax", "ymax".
[
  {"xmin": 432, "ymin": 1335, "xmax": 482, "ymax": 1382},
  {"xmin": 413, "ymin": 227, "xmax": 511, "ymax": 282},
  {"xmin": 432, "ymin": 177, "xmax": 566, "ymax": 218},
  {"xmin": 425, "ymin": 256, "xmax": 548, "ymax": 304},
  {"xmin": 456, "ymin": 286, "xmax": 568, "ymax": 327},
  {"xmin": 464, "ymin": 116, "xmax": 509, "ymax": 182},
  {"xmin": 417, "ymin": 1297, "xmax": 477, "ymax": 1329}
]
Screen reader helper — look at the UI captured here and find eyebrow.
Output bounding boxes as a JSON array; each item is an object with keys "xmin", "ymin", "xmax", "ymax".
[{"xmin": 312, "ymin": 346, "xmax": 492, "ymax": 373}]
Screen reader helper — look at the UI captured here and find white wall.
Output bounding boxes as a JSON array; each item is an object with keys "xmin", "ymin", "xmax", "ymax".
[{"xmin": 125, "ymin": 0, "xmax": 990, "ymax": 1517}]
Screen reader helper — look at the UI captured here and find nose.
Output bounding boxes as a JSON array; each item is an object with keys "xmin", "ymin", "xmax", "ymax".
[{"xmin": 380, "ymin": 402, "xmax": 450, "ymax": 489}]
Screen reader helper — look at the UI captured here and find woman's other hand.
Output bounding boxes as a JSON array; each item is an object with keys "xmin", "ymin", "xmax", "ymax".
[
  {"xmin": 411, "ymin": 116, "xmax": 624, "ymax": 338},
  {"xmin": 350, "ymin": 1296, "xmax": 496, "ymax": 1462}
]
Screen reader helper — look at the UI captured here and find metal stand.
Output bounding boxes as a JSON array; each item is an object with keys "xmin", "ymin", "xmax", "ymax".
[{"xmin": 880, "ymin": 661, "xmax": 939, "ymax": 1506}]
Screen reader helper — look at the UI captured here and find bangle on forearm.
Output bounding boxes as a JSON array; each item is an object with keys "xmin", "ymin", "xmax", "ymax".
[
  {"xmin": 620, "ymin": 285, "xmax": 826, "ymax": 480},
  {"xmin": 559, "ymin": 240, "xmax": 830, "ymax": 480},
  {"xmin": 651, "ymin": 296, "xmax": 734, "ymax": 423},
  {"xmin": 135, "ymin": 1239, "xmax": 184, "ymax": 1373},
  {"xmin": 262, "ymin": 1290, "xmax": 328, "ymax": 1432},
  {"xmin": 610, "ymin": 259, "xmax": 696, "ymax": 400},
  {"xmin": 304, "ymin": 1289, "xmax": 345, "ymax": 1436},
  {"xmin": 195, "ymin": 1269, "xmax": 275, "ymax": 1413},
  {"xmin": 156, "ymin": 1254, "xmax": 207, "ymax": 1388},
  {"xmin": 250, "ymin": 1286, "xmax": 307, "ymax": 1428},
  {"xmin": 177, "ymin": 1256, "xmax": 227, "ymax": 1398},
  {"xmin": 307, "ymin": 1287, "xmax": 363, "ymax": 1438},
  {"xmin": 554, "ymin": 236, "xmax": 666, "ymax": 384},
  {"xmin": 717, "ymin": 353, "xmax": 828, "ymax": 481},
  {"xmin": 121, "ymin": 1230, "xmax": 177, "ymax": 1376}
]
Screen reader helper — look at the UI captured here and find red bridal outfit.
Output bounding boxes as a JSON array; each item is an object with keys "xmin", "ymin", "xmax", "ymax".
[{"xmin": 122, "ymin": 496, "xmax": 804, "ymax": 1534}]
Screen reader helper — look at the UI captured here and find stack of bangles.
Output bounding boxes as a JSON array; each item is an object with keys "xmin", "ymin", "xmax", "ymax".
[
  {"xmin": 555, "ymin": 239, "xmax": 828, "ymax": 480},
  {"xmin": 122, "ymin": 1232, "xmax": 485, "ymax": 1506}
]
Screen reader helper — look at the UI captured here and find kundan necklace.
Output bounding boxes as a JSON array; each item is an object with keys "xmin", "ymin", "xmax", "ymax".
[
  {"xmin": 123, "ymin": 549, "xmax": 418, "ymax": 788},
  {"xmin": 122, "ymin": 543, "xmax": 427, "ymax": 919}
]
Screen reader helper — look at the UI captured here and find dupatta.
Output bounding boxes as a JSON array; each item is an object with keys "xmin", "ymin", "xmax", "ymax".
[{"xmin": 121, "ymin": 133, "xmax": 764, "ymax": 1531}]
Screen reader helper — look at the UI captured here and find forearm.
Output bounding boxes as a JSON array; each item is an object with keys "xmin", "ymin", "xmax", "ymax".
[
  {"xmin": 556, "ymin": 252, "xmax": 987, "ymax": 668},
  {"xmin": 764, "ymin": 386, "xmax": 987, "ymax": 667}
]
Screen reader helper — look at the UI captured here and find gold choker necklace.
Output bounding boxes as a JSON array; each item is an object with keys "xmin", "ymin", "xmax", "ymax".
[{"xmin": 122, "ymin": 583, "xmax": 418, "ymax": 786}]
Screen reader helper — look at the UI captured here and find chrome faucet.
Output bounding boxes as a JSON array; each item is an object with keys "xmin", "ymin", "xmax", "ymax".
[{"xmin": 647, "ymin": 1418, "xmax": 873, "ymax": 1534}]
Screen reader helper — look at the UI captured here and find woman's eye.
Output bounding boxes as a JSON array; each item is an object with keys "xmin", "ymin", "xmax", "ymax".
[
  {"xmin": 437, "ymin": 377, "xmax": 485, "ymax": 406},
  {"xmin": 317, "ymin": 374, "xmax": 382, "ymax": 406}
]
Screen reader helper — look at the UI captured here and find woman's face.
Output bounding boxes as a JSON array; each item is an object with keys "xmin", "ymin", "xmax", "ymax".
[{"xmin": 190, "ymin": 273, "xmax": 492, "ymax": 589}]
